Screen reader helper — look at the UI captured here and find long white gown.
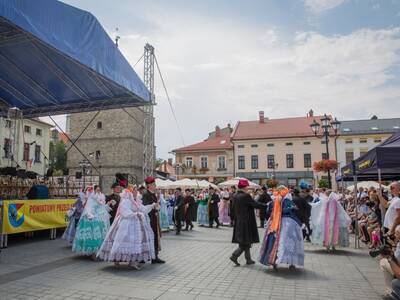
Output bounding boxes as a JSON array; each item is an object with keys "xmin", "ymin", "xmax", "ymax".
[
  {"xmin": 97, "ymin": 190, "xmax": 156, "ymax": 262},
  {"xmin": 310, "ymin": 192, "xmax": 351, "ymax": 248}
]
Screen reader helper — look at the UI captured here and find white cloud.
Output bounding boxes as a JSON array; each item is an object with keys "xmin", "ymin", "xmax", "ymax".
[
  {"xmin": 110, "ymin": 10, "xmax": 400, "ymax": 158},
  {"xmin": 304, "ymin": 0, "xmax": 347, "ymax": 13}
]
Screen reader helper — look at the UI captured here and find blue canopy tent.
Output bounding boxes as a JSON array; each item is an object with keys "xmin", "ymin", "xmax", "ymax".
[{"xmin": 0, "ymin": 0, "xmax": 150, "ymax": 118}]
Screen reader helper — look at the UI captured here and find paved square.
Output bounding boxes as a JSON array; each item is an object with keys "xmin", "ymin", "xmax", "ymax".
[{"xmin": 0, "ymin": 226, "xmax": 384, "ymax": 299}]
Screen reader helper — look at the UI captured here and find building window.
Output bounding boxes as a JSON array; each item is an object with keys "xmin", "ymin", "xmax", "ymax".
[
  {"xmin": 238, "ymin": 145, "xmax": 245, "ymax": 149},
  {"xmin": 238, "ymin": 155, "xmax": 245, "ymax": 169},
  {"xmin": 267, "ymin": 155, "xmax": 275, "ymax": 169},
  {"xmin": 286, "ymin": 142, "xmax": 293, "ymax": 146},
  {"xmin": 97, "ymin": 121, "xmax": 102, "ymax": 129},
  {"xmin": 36, "ymin": 128, "xmax": 42, "ymax": 136},
  {"xmin": 23, "ymin": 143, "xmax": 30, "ymax": 161},
  {"xmin": 4, "ymin": 138, "xmax": 12, "ymax": 158},
  {"xmin": 345, "ymin": 151, "xmax": 354, "ymax": 164},
  {"xmin": 251, "ymin": 144, "xmax": 258, "ymax": 148},
  {"xmin": 374, "ymin": 138, "xmax": 382, "ymax": 143},
  {"xmin": 5, "ymin": 120, "xmax": 12, "ymax": 128},
  {"xmin": 251, "ymin": 155, "xmax": 258, "ymax": 169},
  {"xmin": 95, "ymin": 150, "xmax": 101, "ymax": 160},
  {"xmin": 286, "ymin": 154, "xmax": 294, "ymax": 168},
  {"xmin": 200, "ymin": 156, "xmax": 208, "ymax": 169},
  {"xmin": 288, "ymin": 178, "xmax": 297, "ymax": 187},
  {"xmin": 218, "ymin": 156, "xmax": 226, "ymax": 170},
  {"xmin": 322, "ymin": 153, "xmax": 328, "ymax": 160},
  {"xmin": 267, "ymin": 143, "xmax": 274, "ymax": 147},
  {"xmin": 303, "ymin": 141, "xmax": 311, "ymax": 145},
  {"xmin": 345, "ymin": 139, "xmax": 353, "ymax": 144},
  {"xmin": 304, "ymin": 153, "xmax": 311, "ymax": 168},
  {"xmin": 185, "ymin": 157, "xmax": 193, "ymax": 168},
  {"xmin": 24, "ymin": 125, "xmax": 31, "ymax": 133},
  {"xmin": 360, "ymin": 138, "xmax": 368, "ymax": 144},
  {"xmin": 34, "ymin": 145, "xmax": 41, "ymax": 162}
]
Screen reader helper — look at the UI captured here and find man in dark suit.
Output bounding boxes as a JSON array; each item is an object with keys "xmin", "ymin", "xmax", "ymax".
[
  {"xmin": 208, "ymin": 187, "xmax": 221, "ymax": 228},
  {"xmin": 230, "ymin": 179, "xmax": 267, "ymax": 266},
  {"xmin": 141, "ymin": 176, "xmax": 165, "ymax": 264},
  {"xmin": 174, "ymin": 187, "xmax": 185, "ymax": 235},
  {"xmin": 229, "ymin": 185, "xmax": 237, "ymax": 227},
  {"xmin": 257, "ymin": 186, "xmax": 272, "ymax": 228},
  {"xmin": 105, "ymin": 183, "xmax": 121, "ymax": 224}
]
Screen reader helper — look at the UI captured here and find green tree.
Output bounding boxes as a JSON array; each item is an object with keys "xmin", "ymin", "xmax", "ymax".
[
  {"xmin": 318, "ymin": 178, "xmax": 329, "ymax": 189},
  {"xmin": 49, "ymin": 141, "xmax": 67, "ymax": 175},
  {"xmin": 155, "ymin": 158, "xmax": 164, "ymax": 169}
]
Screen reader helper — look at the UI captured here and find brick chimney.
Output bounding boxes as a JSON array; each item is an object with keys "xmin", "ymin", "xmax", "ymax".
[
  {"xmin": 168, "ymin": 158, "xmax": 173, "ymax": 165},
  {"xmin": 308, "ymin": 109, "xmax": 314, "ymax": 117},
  {"xmin": 259, "ymin": 111, "xmax": 265, "ymax": 123},
  {"xmin": 215, "ymin": 126, "xmax": 221, "ymax": 137}
]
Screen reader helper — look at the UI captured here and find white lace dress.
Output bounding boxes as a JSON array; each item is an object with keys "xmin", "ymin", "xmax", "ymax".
[{"xmin": 97, "ymin": 192, "xmax": 156, "ymax": 262}]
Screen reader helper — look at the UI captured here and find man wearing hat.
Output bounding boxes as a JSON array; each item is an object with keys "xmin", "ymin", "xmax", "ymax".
[
  {"xmin": 142, "ymin": 176, "xmax": 165, "ymax": 264},
  {"xmin": 105, "ymin": 183, "xmax": 122, "ymax": 224},
  {"xmin": 257, "ymin": 186, "xmax": 272, "ymax": 228},
  {"xmin": 294, "ymin": 181, "xmax": 313, "ymax": 242},
  {"xmin": 174, "ymin": 187, "xmax": 185, "ymax": 235},
  {"xmin": 208, "ymin": 187, "xmax": 221, "ymax": 228},
  {"xmin": 230, "ymin": 179, "xmax": 267, "ymax": 266}
]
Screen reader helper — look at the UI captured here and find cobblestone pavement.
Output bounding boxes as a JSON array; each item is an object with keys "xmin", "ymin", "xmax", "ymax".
[{"xmin": 0, "ymin": 226, "xmax": 385, "ymax": 300}]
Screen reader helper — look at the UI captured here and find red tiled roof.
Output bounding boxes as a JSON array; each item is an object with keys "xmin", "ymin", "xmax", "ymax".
[
  {"xmin": 232, "ymin": 115, "xmax": 326, "ymax": 140},
  {"xmin": 59, "ymin": 132, "xmax": 69, "ymax": 144},
  {"xmin": 174, "ymin": 132, "xmax": 233, "ymax": 152}
]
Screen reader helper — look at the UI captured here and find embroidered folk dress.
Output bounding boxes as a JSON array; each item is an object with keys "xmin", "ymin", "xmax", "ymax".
[
  {"xmin": 310, "ymin": 192, "xmax": 351, "ymax": 248},
  {"xmin": 259, "ymin": 194, "xmax": 304, "ymax": 267},
  {"xmin": 72, "ymin": 192, "xmax": 110, "ymax": 255},
  {"xmin": 97, "ymin": 191, "xmax": 156, "ymax": 263},
  {"xmin": 159, "ymin": 194, "xmax": 170, "ymax": 231},
  {"xmin": 62, "ymin": 192, "xmax": 85, "ymax": 244},
  {"xmin": 197, "ymin": 194, "xmax": 209, "ymax": 226}
]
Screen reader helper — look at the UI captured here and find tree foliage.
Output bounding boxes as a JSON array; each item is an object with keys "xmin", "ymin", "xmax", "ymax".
[{"xmin": 49, "ymin": 141, "xmax": 67, "ymax": 175}]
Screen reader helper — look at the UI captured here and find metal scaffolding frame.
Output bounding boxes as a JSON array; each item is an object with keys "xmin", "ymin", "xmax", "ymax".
[{"xmin": 142, "ymin": 43, "xmax": 155, "ymax": 177}]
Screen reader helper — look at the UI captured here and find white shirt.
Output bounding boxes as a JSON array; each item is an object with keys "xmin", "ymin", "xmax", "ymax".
[{"xmin": 384, "ymin": 196, "xmax": 400, "ymax": 229}]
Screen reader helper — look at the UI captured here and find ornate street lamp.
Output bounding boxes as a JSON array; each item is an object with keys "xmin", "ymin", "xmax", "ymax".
[{"xmin": 310, "ymin": 114, "xmax": 341, "ymax": 188}]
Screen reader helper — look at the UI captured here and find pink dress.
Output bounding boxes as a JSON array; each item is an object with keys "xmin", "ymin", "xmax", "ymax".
[{"xmin": 218, "ymin": 196, "xmax": 231, "ymax": 225}]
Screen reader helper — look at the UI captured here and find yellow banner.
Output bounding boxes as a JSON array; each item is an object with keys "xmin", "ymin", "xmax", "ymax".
[{"xmin": 2, "ymin": 199, "xmax": 75, "ymax": 234}]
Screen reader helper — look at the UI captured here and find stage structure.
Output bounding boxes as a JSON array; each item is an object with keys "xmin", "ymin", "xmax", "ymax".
[{"xmin": 0, "ymin": 0, "xmax": 152, "ymax": 190}]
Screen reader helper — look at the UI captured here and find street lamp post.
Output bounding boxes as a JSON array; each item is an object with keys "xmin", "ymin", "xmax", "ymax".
[{"xmin": 310, "ymin": 114, "xmax": 341, "ymax": 189}]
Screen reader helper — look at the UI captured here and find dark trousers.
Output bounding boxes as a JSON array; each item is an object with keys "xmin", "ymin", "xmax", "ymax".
[
  {"xmin": 302, "ymin": 220, "xmax": 312, "ymax": 241},
  {"xmin": 259, "ymin": 211, "xmax": 266, "ymax": 228},
  {"xmin": 185, "ymin": 219, "xmax": 193, "ymax": 230},
  {"xmin": 176, "ymin": 219, "xmax": 182, "ymax": 233},
  {"xmin": 232, "ymin": 244, "xmax": 251, "ymax": 261},
  {"xmin": 209, "ymin": 216, "xmax": 220, "ymax": 228}
]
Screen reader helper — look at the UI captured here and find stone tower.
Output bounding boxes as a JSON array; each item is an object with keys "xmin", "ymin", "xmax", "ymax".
[{"xmin": 66, "ymin": 107, "xmax": 144, "ymax": 193}]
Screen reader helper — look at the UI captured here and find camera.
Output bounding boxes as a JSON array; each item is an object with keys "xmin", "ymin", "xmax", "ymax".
[{"xmin": 369, "ymin": 234, "xmax": 395, "ymax": 258}]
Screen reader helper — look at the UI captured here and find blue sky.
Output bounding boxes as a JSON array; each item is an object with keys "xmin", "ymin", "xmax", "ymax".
[{"xmin": 59, "ymin": 0, "xmax": 400, "ymax": 159}]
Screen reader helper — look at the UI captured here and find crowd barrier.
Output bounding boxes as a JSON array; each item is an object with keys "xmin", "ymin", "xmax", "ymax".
[{"xmin": 0, "ymin": 199, "xmax": 75, "ymax": 248}]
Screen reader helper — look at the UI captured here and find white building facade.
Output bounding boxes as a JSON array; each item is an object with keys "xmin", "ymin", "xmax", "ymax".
[
  {"xmin": 336, "ymin": 118, "xmax": 400, "ymax": 173},
  {"xmin": 0, "ymin": 117, "xmax": 52, "ymax": 175}
]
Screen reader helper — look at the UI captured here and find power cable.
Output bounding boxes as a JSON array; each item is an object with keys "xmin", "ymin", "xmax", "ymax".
[{"xmin": 154, "ymin": 55, "xmax": 185, "ymax": 146}]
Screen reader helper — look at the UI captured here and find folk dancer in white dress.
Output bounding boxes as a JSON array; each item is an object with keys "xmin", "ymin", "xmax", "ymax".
[{"xmin": 97, "ymin": 186, "xmax": 157, "ymax": 270}]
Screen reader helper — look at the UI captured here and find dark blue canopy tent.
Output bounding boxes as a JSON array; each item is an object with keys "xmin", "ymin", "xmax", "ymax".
[
  {"xmin": 339, "ymin": 131, "xmax": 400, "ymax": 182},
  {"xmin": 0, "ymin": 0, "xmax": 150, "ymax": 118}
]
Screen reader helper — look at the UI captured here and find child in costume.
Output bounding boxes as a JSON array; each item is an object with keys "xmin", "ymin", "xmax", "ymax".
[{"xmin": 62, "ymin": 191, "xmax": 85, "ymax": 244}]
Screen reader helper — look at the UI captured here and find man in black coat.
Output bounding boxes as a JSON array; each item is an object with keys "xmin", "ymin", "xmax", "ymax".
[
  {"xmin": 105, "ymin": 183, "xmax": 121, "ymax": 224},
  {"xmin": 230, "ymin": 179, "xmax": 267, "ymax": 266},
  {"xmin": 142, "ymin": 176, "xmax": 165, "ymax": 264},
  {"xmin": 292, "ymin": 188, "xmax": 312, "ymax": 242},
  {"xmin": 257, "ymin": 186, "xmax": 272, "ymax": 228},
  {"xmin": 174, "ymin": 187, "xmax": 185, "ymax": 235},
  {"xmin": 184, "ymin": 189, "xmax": 196, "ymax": 231},
  {"xmin": 208, "ymin": 187, "xmax": 221, "ymax": 228}
]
